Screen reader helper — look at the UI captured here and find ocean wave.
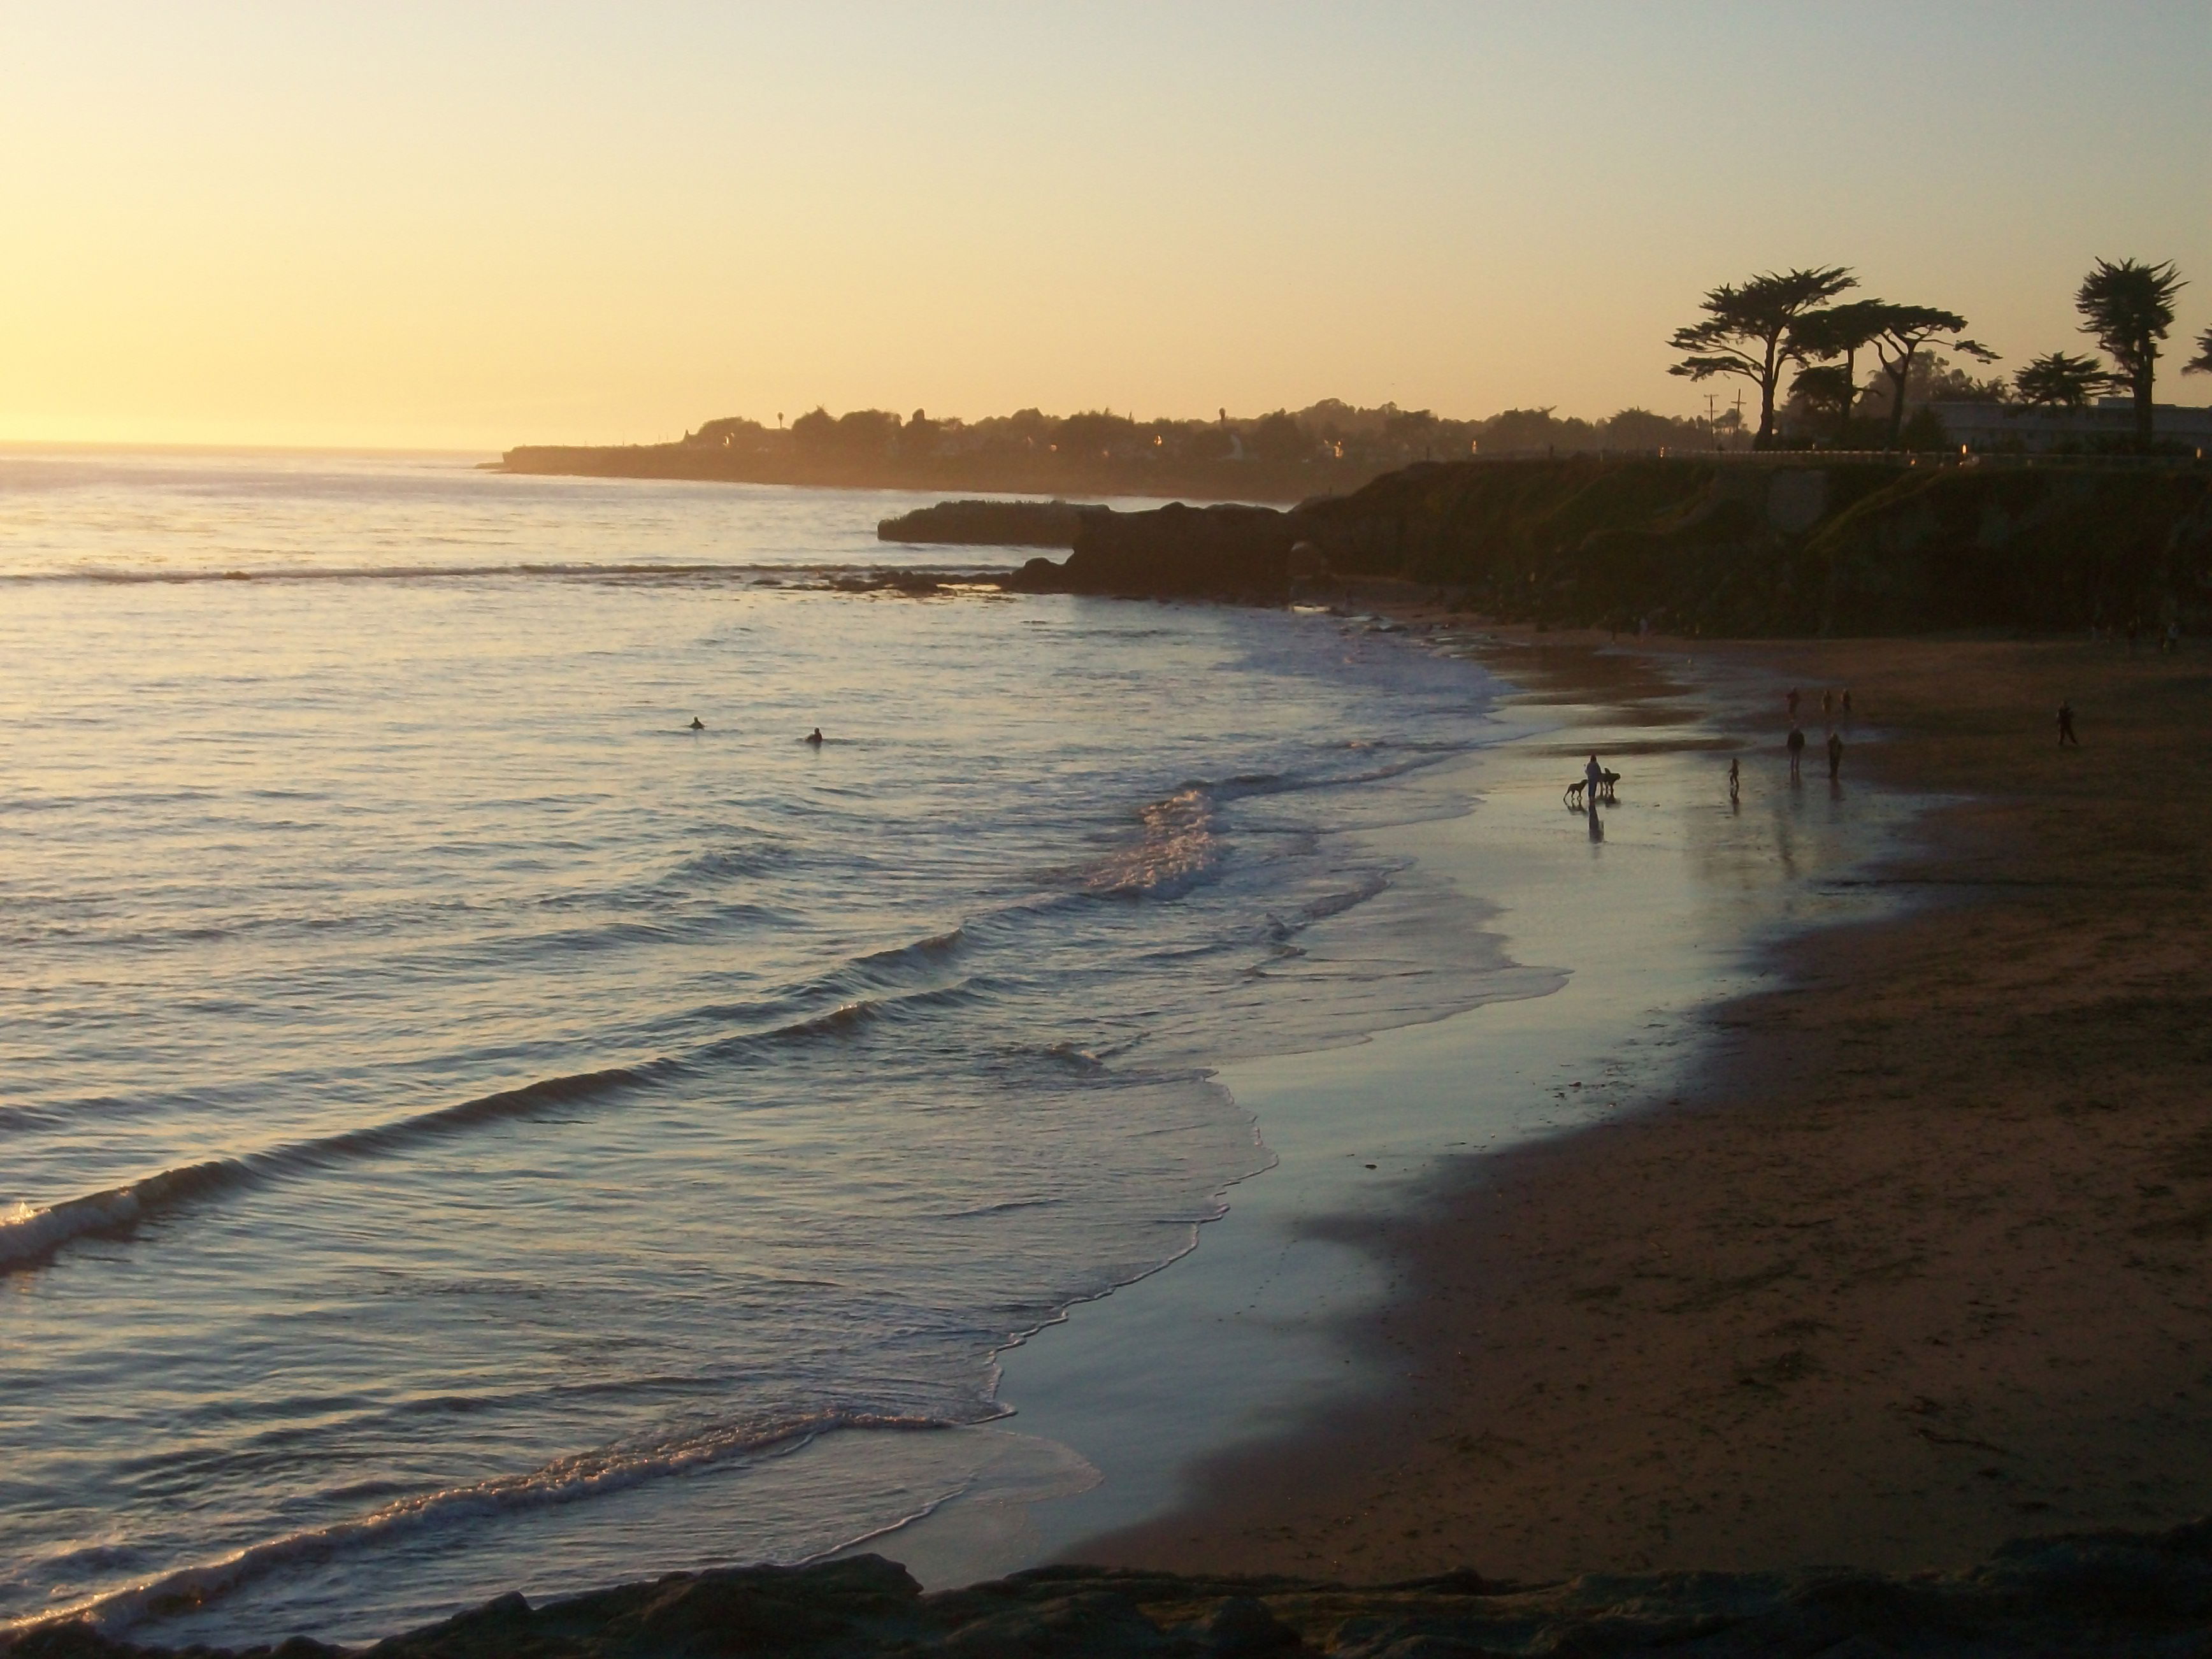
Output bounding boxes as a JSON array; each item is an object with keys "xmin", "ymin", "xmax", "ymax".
[
  {"xmin": 0, "ymin": 969, "xmax": 999, "ymax": 1278},
  {"xmin": 1082, "ymin": 786, "xmax": 1223, "ymax": 899},
  {"xmin": 0, "ymin": 1162, "xmax": 240, "ymax": 1274},
  {"xmin": 8, "ymin": 1409, "xmax": 973, "ymax": 1640},
  {"xmin": 0, "ymin": 1063, "xmax": 662, "ymax": 1277},
  {"xmin": 694, "ymin": 979, "xmax": 986, "ymax": 1061},
  {"xmin": 847, "ymin": 926, "xmax": 966, "ymax": 982}
]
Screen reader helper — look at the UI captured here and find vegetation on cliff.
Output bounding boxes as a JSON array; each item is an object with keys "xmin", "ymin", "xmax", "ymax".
[{"xmin": 1675, "ymin": 253, "xmax": 2204, "ymax": 453}]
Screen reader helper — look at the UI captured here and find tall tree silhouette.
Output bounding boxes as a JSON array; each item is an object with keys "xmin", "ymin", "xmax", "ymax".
[
  {"xmin": 1788, "ymin": 298, "xmax": 1893, "ymax": 444},
  {"xmin": 2014, "ymin": 351, "xmax": 2113, "ymax": 410},
  {"xmin": 1869, "ymin": 306, "xmax": 1996, "ymax": 450},
  {"xmin": 1669, "ymin": 268, "xmax": 1856, "ymax": 448},
  {"xmin": 2075, "ymin": 258, "xmax": 2185, "ymax": 449},
  {"xmin": 2185, "ymin": 326, "xmax": 2212, "ymax": 379}
]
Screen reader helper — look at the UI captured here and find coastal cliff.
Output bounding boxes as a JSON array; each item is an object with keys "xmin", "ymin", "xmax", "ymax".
[{"xmin": 1002, "ymin": 457, "xmax": 2212, "ymax": 635}]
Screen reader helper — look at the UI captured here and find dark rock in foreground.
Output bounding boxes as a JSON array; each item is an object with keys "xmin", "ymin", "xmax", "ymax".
[
  {"xmin": 16, "ymin": 1518, "xmax": 2212, "ymax": 1658},
  {"xmin": 877, "ymin": 501, "xmax": 1096, "ymax": 549}
]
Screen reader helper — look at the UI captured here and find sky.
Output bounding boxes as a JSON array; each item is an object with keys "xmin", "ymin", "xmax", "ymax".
[{"xmin": 3, "ymin": 1, "xmax": 2208, "ymax": 450}]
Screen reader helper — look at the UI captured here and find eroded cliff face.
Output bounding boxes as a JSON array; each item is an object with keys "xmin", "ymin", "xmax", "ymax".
[{"xmin": 1006, "ymin": 459, "xmax": 2212, "ymax": 636}]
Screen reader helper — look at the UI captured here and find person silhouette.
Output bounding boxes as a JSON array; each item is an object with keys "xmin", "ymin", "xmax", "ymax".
[
  {"xmin": 1584, "ymin": 752, "xmax": 1605, "ymax": 810},
  {"xmin": 2057, "ymin": 702, "xmax": 2078, "ymax": 746},
  {"xmin": 689, "ymin": 717, "xmax": 705, "ymax": 731},
  {"xmin": 1786, "ymin": 724, "xmax": 1806, "ymax": 779},
  {"xmin": 1827, "ymin": 728, "xmax": 1843, "ymax": 781},
  {"xmin": 1727, "ymin": 756, "xmax": 1740, "ymax": 801},
  {"xmin": 805, "ymin": 728, "xmax": 824, "ymax": 745}
]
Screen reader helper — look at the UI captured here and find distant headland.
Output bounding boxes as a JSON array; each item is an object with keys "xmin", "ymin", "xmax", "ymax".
[{"xmin": 493, "ymin": 401, "xmax": 1732, "ymax": 504}]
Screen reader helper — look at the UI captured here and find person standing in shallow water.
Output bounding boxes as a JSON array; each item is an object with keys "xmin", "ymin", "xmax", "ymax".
[
  {"xmin": 2057, "ymin": 702, "xmax": 2078, "ymax": 746},
  {"xmin": 1827, "ymin": 728, "xmax": 1844, "ymax": 781},
  {"xmin": 1584, "ymin": 752, "xmax": 1605, "ymax": 808},
  {"xmin": 1727, "ymin": 756, "xmax": 1740, "ymax": 801},
  {"xmin": 1786, "ymin": 724, "xmax": 1806, "ymax": 779}
]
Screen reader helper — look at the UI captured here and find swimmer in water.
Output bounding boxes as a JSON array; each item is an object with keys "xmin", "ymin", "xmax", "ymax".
[
  {"xmin": 689, "ymin": 717, "xmax": 705, "ymax": 731},
  {"xmin": 805, "ymin": 728, "xmax": 824, "ymax": 745}
]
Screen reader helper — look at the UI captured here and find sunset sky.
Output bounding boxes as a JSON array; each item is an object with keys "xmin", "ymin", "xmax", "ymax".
[{"xmin": 4, "ymin": 2, "xmax": 2208, "ymax": 450}]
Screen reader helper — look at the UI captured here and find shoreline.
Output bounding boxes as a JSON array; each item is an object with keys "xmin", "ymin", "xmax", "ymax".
[
  {"xmin": 15, "ymin": 625, "xmax": 2212, "ymax": 1654},
  {"xmin": 866, "ymin": 625, "xmax": 1925, "ymax": 1583},
  {"xmin": 1076, "ymin": 629, "xmax": 2212, "ymax": 1580}
]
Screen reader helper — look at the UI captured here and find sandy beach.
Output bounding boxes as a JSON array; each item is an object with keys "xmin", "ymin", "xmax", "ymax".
[{"xmin": 1079, "ymin": 631, "xmax": 2212, "ymax": 1581}]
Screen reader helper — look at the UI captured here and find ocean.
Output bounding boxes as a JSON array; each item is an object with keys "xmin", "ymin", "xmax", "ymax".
[{"xmin": 0, "ymin": 450, "xmax": 1532, "ymax": 1641}]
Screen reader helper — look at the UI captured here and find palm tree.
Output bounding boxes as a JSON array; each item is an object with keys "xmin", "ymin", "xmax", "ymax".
[
  {"xmin": 1668, "ymin": 268, "xmax": 1856, "ymax": 449},
  {"xmin": 2014, "ymin": 351, "xmax": 2113, "ymax": 410},
  {"xmin": 2074, "ymin": 258, "xmax": 2186, "ymax": 449},
  {"xmin": 2185, "ymin": 327, "xmax": 2212, "ymax": 379}
]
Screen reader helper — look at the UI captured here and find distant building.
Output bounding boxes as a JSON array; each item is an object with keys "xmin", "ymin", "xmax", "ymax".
[{"xmin": 1930, "ymin": 398, "xmax": 2212, "ymax": 455}]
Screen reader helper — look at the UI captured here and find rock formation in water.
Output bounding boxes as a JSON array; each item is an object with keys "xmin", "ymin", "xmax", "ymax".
[
  {"xmin": 877, "ymin": 500, "xmax": 1094, "ymax": 549},
  {"xmin": 1003, "ymin": 503, "xmax": 1301, "ymax": 602}
]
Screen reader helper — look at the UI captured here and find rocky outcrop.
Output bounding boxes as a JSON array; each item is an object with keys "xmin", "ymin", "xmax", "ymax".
[
  {"xmin": 877, "ymin": 501, "xmax": 1094, "ymax": 549},
  {"xmin": 1003, "ymin": 503, "xmax": 1299, "ymax": 601},
  {"xmin": 15, "ymin": 1521, "xmax": 2212, "ymax": 1657},
  {"xmin": 995, "ymin": 457, "xmax": 2212, "ymax": 635}
]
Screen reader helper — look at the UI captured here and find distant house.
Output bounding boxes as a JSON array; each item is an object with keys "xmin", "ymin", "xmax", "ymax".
[{"xmin": 1929, "ymin": 398, "xmax": 2212, "ymax": 455}]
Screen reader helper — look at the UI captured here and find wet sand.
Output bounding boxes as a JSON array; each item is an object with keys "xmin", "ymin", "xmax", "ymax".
[{"xmin": 1080, "ymin": 633, "xmax": 2212, "ymax": 1580}]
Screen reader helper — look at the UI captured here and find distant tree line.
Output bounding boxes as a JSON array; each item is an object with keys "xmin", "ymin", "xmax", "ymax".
[
  {"xmin": 1670, "ymin": 257, "xmax": 2206, "ymax": 452},
  {"xmin": 682, "ymin": 398, "xmax": 1739, "ymax": 468}
]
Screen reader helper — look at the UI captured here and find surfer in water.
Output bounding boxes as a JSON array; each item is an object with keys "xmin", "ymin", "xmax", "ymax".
[
  {"xmin": 689, "ymin": 717, "xmax": 705, "ymax": 731},
  {"xmin": 805, "ymin": 728, "xmax": 824, "ymax": 745}
]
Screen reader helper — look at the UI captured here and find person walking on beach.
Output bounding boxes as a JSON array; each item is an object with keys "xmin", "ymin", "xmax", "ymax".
[
  {"xmin": 1842, "ymin": 689, "xmax": 1853, "ymax": 719},
  {"xmin": 1584, "ymin": 752, "xmax": 1605, "ymax": 809},
  {"xmin": 1820, "ymin": 689, "xmax": 1832, "ymax": 720},
  {"xmin": 1786, "ymin": 724, "xmax": 1806, "ymax": 779},
  {"xmin": 2057, "ymin": 701, "xmax": 2078, "ymax": 747},
  {"xmin": 1727, "ymin": 756, "xmax": 1740, "ymax": 801},
  {"xmin": 1827, "ymin": 728, "xmax": 1844, "ymax": 781},
  {"xmin": 1786, "ymin": 687, "xmax": 1801, "ymax": 719}
]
